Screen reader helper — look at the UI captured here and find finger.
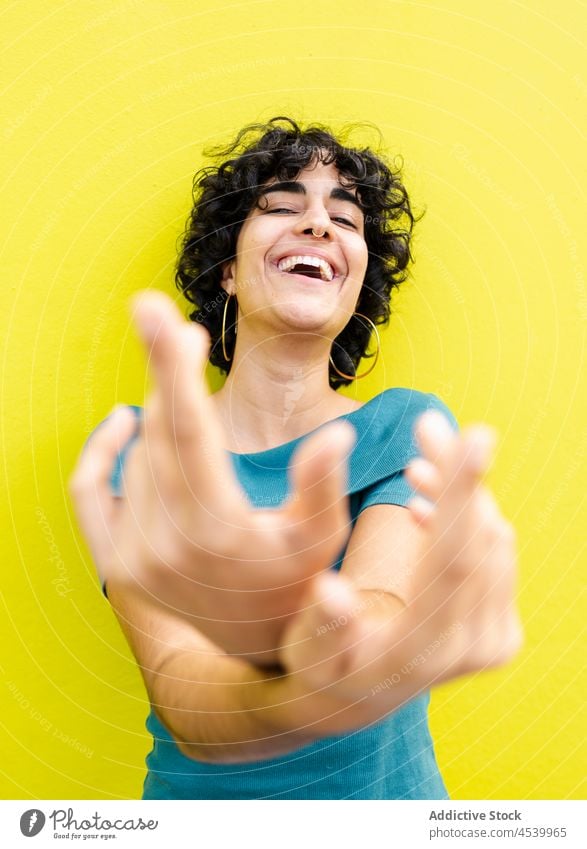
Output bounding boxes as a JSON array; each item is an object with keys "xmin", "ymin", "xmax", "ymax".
[
  {"xmin": 413, "ymin": 409, "xmax": 458, "ymax": 469},
  {"xmin": 437, "ymin": 425, "xmax": 497, "ymax": 512},
  {"xmin": 475, "ymin": 486, "xmax": 503, "ymax": 525},
  {"xmin": 69, "ymin": 406, "xmax": 138, "ymax": 564},
  {"xmin": 421, "ymin": 468, "xmax": 505, "ymax": 594},
  {"xmin": 312, "ymin": 571, "xmax": 359, "ymax": 630},
  {"xmin": 406, "ymin": 494, "xmax": 436, "ymax": 527},
  {"xmin": 404, "ymin": 457, "xmax": 443, "ymax": 501},
  {"xmin": 286, "ymin": 572, "xmax": 362, "ymax": 683},
  {"xmin": 131, "ymin": 291, "xmax": 241, "ymax": 509},
  {"xmin": 311, "ymin": 572, "xmax": 364, "ymax": 677},
  {"xmin": 132, "ymin": 290, "xmax": 210, "ymax": 429},
  {"xmin": 284, "ymin": 420, "xmax": 356, "ymax": 568}
]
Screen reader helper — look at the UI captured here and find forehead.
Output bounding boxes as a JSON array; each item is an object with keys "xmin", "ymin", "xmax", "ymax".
[
  {"xmin": 255, "ymin": 161, "xmax": 363, "ymax": 216},
  {"xmin": 263, "ymin": 160, "xmax": 357, "ymax": 192}
]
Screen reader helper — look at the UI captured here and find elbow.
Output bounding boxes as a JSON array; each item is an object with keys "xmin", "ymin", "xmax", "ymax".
[
  {"xmin": 175, "ymin": 736, "xmax": 269, "ymax": 764},
  {"xmin": 174, "ymin": 738, "xmax": 213, "ymax": 762},
  {"xmin": 151, "ymin": 706, "xmax": 209, "ymax": 762},
  {"xmin": 156, "ymin": 711, "xmax": 260, "ymax": 764},
  {"xmin": 152, "ymin": 710, "xmax": 244, "ymax": 763}
]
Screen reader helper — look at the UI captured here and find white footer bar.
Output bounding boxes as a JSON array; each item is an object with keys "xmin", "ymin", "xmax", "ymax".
[{"xmin": 0, "ymin": 800, "xmax": 584, "ymax": 848}]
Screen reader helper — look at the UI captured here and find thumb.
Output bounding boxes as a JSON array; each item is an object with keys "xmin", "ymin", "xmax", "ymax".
[
  {"xmin": 285, "ymin": 420, "xmax": 356, "ymax": 567},
  {"xmin": 69, "ymin": 405, "xmax": 139, "ymax": 573},
  {"xmin": 281, "ymin": 571, "xmax": 361, "ymax": 684}
]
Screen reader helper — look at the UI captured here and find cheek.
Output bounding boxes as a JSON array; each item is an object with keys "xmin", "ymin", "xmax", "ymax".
[
  {"xmin": 240, "ymin": 225, "xmax": 273, "ymax": 260},
  {"xmin": 234, "ymin": 226, "xmax": 275, "ymax": 293},
  {"xmin": 350, "ymin": 240, "xmax": 369, "ymax": 275},
  {"xmin": 233, "ymin": 241, "xmax": 260, "ymax": 284}
]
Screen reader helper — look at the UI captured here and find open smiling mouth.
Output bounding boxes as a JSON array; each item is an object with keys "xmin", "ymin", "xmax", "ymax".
[{"xmin": 275, "ymin": 255, "xmax": 337, "ymax": 283}]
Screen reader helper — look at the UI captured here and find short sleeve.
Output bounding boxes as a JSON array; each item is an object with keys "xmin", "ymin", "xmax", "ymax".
[
  {"xmin": 357, "ymin": 393, "xmax": 459, "ymax": 515},
  {"xmin": 360, "ymin": 469, "xmax": 418, "ymax": 511}
]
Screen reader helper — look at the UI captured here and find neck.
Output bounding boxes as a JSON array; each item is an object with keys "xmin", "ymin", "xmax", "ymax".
[{"xmin": 211, "ymin": 322, "xmax": 361, "ymax": 453}]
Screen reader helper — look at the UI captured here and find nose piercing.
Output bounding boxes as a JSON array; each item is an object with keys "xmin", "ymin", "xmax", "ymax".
[{"xmin": 312, "ymin": 228, "xmax": 325, "ymax": 237}]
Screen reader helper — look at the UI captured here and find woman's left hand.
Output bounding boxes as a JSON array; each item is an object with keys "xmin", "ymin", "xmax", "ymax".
[{"xmin": 276, "ymin": 413, "xmax": 522, "ymax": 728}]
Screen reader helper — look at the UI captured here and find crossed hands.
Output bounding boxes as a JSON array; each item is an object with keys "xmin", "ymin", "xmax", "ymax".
[{"xmin": 69, "ymin": 291, "xmax": 522, "ymax": 712}]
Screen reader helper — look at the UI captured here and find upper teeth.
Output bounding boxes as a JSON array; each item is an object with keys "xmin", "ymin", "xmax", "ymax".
[{"xmin": 277, "ymin": 255, "xmax": 334, "ymax": 282}]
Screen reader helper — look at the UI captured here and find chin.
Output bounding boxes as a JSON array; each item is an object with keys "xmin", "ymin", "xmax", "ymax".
[{"xmin": 271, "ymin": 300, "xmax": 336, "ymax": 331}]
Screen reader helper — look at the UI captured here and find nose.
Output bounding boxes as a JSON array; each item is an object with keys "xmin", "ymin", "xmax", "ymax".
[
  {"xmin": 306, "ymin": 225, "xmax": 328, "ymax": 239},
  {"xmin": 297, "ymin": 205, "xmax": 331, "ymax": 239}
]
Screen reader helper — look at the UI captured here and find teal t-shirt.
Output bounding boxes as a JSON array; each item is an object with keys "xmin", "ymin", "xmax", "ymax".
[{"xmin": 106, "ymin": 387, "xmax": 458, "ymax": 800}]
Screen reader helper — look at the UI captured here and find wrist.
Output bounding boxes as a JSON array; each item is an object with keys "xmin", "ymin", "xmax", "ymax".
[
  {"xmin": 257, "ymin": 668, "xmax": 376, "ymax": 739},
  {"xmin": 241, "ymin": 669, "xmax": 319, "ymax": 750}
]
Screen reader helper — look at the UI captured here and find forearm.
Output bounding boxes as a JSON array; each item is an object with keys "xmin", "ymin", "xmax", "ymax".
[
  {"xmin": 105, "ymin": 580, "xmax": 313, "ymax": 763},
  {"xmin": 151, "ymin": 649, "xmax": 321, "ymax": 763},
  {"xmin": 274, "ymin": 584, "xmax": 433, "ymax": 729},
  {"xmin": 150, "ymin": 630, "xmax": 390, "ymax": 763},
  {"xmin": 109, "ymin": 581, "xmax": 413, "ymax": 764}
]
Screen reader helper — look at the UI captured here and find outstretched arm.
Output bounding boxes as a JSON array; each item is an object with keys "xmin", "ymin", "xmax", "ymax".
[
  {"xmin": 105, "ymin": 580, "xmax": 380, "ymax": 764},
  {"xmin": 69, "ymin": 290, "xmax": 358, "ymax": 666},
  {"xmin": 105, "ymin": 581, "xmax": 307, "ymax": 763},
  {"xmin": 104, "ymin": 409, "xmax": 522, "ymax": 766},
  {"xmin": 278, "ymin": 409, "xmax": 523, "ymax": 707},
  {"xmin": 102, "ymin": 503, "xmax": 435, "ymax": 763}
]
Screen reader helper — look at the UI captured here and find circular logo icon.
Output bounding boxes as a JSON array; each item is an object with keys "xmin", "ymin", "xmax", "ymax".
[{"xmin": 19, "ymin": 810, "xmax": 45, "ymax": 837}]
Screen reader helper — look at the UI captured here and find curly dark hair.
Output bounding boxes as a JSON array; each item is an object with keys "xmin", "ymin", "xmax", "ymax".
[{"xmin": 175, "ymin": 116, "xmax": 419, "ymax": 389}]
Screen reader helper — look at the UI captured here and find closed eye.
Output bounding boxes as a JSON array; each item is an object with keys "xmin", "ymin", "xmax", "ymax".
[{"xmin": 267, "ymin": 208, "xmax": 357, "ymax": 229}]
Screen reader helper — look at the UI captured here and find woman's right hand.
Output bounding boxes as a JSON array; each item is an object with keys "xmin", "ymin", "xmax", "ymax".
[{"xmin": 68, "ymin": 291, "xmax": 357, "ymax": 666}]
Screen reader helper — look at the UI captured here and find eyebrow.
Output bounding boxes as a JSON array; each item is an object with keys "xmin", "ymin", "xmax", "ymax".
[{"xmin": 258, "ymin": 181, "xmax": 363, "ymax": 212}]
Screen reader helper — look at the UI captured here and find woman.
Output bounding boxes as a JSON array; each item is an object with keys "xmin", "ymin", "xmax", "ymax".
[{"xmin": 69, "ymin": 116, "xmax": 521, "ymax": 799}]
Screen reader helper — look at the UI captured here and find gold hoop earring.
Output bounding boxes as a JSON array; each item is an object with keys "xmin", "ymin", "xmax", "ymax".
[
  {"xmin": 329, "ymin": 312, "xmax": 380, "ymax": 381},
  {"xmin": 221, "ymin": 292, "xmax": 237, "ymax": 362}
]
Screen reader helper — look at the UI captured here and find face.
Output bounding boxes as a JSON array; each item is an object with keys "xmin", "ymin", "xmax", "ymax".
[{"xmin": 221, "ymin": 159, "xmax": 369, "ymax": 338}]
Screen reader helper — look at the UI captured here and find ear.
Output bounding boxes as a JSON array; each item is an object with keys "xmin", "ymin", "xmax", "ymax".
[{"xmin": 221, "ymin": 260, "xmax": 236, "ymax": 295}]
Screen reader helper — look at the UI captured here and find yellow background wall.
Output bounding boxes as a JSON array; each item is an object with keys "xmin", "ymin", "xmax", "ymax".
[{"xmin": 2, "ymin": 0, "xmax": 585, "ymax": 800}]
